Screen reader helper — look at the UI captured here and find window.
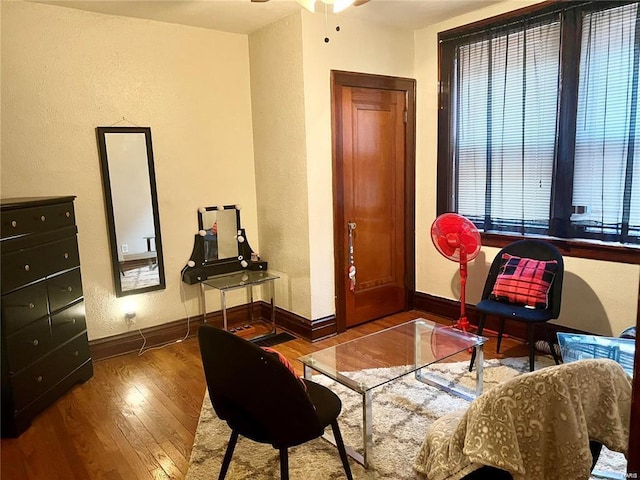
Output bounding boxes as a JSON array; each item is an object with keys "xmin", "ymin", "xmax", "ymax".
[{"xmin": 438, "ymin": 1, "xmax": 640, "ymax": 247}]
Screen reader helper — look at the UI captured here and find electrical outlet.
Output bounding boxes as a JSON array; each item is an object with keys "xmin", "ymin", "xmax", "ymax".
[
  {"xmin": 124, "ymin": 311, "xmax": 136, "ymax": 326},
  {"xmin": 121, "ymin": 244, "xmax": 129, "ymax": 253}
]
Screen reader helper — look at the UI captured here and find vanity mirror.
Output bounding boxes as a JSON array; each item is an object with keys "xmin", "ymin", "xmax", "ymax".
[
  {"xmin": 96, "ymin": 126, "xmax": 166, "ymax": 296},
  {"xmin": 198, "ymin": 206, "xmax": 241, "ymax": 263},
  {"xmin": 183, "ymin": 205, "xmax": 266, "ymax": 284}
]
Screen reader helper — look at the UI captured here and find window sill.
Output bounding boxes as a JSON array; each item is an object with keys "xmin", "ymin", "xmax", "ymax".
[{"xmin": 481, "ymin": 232, "xmax": 640, "ymax": 265}]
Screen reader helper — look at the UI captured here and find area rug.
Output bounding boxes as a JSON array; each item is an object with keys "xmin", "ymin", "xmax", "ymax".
[{"xmin": 186, "ymin": 356, "xmax": 627, "ymax": 479}]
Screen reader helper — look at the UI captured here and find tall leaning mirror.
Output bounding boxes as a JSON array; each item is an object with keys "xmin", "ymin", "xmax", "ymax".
[{"xmin": 96, "ymin": 126, "xmax": 166, "ymax": 296}]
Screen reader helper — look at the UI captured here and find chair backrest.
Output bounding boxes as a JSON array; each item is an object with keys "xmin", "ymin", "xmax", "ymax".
[
  {"xmin": 481, "ymin": 239, "xmax": 564, "ymax": 318},
  {"xmin": 197, "ymin": 325, "xmax": 322, "ymax": 447}
]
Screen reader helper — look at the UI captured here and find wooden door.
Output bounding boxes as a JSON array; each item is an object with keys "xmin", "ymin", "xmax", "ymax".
[{"xmin": 332, "ymin": 72, "xmax": 416, "ymax": 330}]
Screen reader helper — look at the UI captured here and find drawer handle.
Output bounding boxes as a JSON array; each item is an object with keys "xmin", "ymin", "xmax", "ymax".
[
  {"xmin": 73, "ymin": 351, "xmax": 79, "ymax": 357},
  {"xmin": 32, "ymin": 339, "xmax": 39, "ymax": 346},
  {"xmin": 40, "ymin": 215, "xmax": 46, "ymax": 222},
  {"xmin": 36, "ymin": 375, "xmax": 43, "ymax": 383},
  {"xmin": 24, "ymin": 264, "xmax": 30, "ymax": 272},
  {"xmin": 28, "ymin": 303, "xmax": 35, "ymax": 309},
  {"xmin": 65, "ymin": 211, "xmax": 71, "ymax": 218},
  {"xmin": 64, "ymin": 253, "xmax": 69, "ymax": 259},
  {"xmin": 11, "ymin": 220, "xmax": 17, "ymax": 228},
  {"xmin": 71, "ymin": 318, "xmax": 76, "ymax": 324},
  {"xmin": 63, "ymin": 286, "xmax": 73, "ymax": 292}
]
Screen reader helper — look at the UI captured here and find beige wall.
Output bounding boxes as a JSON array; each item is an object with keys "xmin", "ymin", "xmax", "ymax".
[
  {"xmin": 249, "ymin": 13, "xmax": 312, "ymax": 319},
  {"xmin": 1, "ymin": 1, "xmax": 259, "ymax": 340},
  {"xmin": 300, "ymin": 11, "xmax": 415, "ymax": 319},
  {"xmin": 248, "ymin": 10, "xmax": 414, "ymax": 320},
  {"xmin": 2, "ymin": 0, "xmax": 637, "ymax": 340},
  {"xmin": 414, "ymin": 0, "xmax": 640, "ymax": 336}
]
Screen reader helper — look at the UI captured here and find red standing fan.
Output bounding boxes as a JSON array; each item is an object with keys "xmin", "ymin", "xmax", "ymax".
[{"xmin": 431, "ymin": 213, "xmax": 481, "ymax": 332}]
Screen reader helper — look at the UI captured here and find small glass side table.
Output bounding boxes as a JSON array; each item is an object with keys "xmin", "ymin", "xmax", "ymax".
[{"xmin": 201, "ymin": 270, "xmax": 279, "ymax": 340}]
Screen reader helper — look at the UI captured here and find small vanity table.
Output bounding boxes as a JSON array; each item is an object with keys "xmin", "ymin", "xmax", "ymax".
[
  {"xmin": 201, "ymin": 270, "xmax": 279, "ymax": 337},
  {"xmin": 182, "ymin": 205, "xmax": 276, "ymax": 341}
]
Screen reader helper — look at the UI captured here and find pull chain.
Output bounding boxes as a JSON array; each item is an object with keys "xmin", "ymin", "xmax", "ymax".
[{"xmin": 324, "ymin": 3, "xmax": 330, "ymax": 43}]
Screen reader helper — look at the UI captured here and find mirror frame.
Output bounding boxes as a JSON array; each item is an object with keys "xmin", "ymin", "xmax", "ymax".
[{"xmin": 96, "ymin": 126, "xmax": 166, "ymax": 297}]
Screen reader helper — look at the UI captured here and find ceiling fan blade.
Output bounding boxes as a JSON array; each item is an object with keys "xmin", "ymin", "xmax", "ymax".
[
  {"xmin": 251, "ymin": 0, "xmax": 270, "ymax": 3},
  {"xmin": 353, "ymin": 0, "xmax": 371, "ymax": 6}
]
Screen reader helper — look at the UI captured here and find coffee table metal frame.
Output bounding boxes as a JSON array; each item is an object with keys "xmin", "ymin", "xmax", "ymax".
[{"xmin": 299, "ymin": 318, "xmax": 486, "ymax": 467}]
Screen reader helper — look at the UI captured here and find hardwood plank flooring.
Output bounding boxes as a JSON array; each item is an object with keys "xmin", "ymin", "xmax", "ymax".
[{"xmin": 1, "ymin": 310, "xmax": 528, "ymax": 479}]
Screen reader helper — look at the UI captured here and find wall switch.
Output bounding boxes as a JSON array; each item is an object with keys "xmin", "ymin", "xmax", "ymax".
[{"xmin": 121, "ymin": 244, "xmax": 129, "ymax": 253}]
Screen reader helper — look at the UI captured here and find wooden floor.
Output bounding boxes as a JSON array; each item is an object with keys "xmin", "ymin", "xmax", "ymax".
[{"xmin": 1, "ymin": 310, "xmax": 529, "ymax": 480}]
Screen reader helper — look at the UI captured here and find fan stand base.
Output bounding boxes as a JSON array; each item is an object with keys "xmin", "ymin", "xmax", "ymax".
[
  {"xmin": 452, "ymin": 317, "xmax": 478, "ymax": 354},
  {"xmin": 454, "ymin": 316, "xmax": 471, "ymax": 333}
]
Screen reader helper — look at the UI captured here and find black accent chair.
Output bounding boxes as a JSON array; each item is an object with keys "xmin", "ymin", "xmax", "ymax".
[
  {"xmin": 470, "ymin": 239, "xmax": 562, "ymax": 372},
  {"xmin": 197, "ymin": 325, "xmax": 353, "ymax": 480}
]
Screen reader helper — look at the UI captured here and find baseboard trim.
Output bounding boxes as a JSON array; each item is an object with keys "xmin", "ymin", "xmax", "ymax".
[
  {"xmin": 90, "ymin": 302, "xmax": 337, "ymax": 360},
  {"xmin": 258, "ymin": 303, "xmax": 337, "ymax": 341},
  {"xmin": 91, "ymin": 292, "xmax": 591, "ymax": 361},
  {"xmin": 90, "ymin": 303, "xmax": 266, "ymax": 361},
  {"xmin": 89, "ymin": 316, "xmax": 203, "ymax": 361},
  {"xmin": 414, "ymin": 291, "xmax": 588, "ymax": 342}
]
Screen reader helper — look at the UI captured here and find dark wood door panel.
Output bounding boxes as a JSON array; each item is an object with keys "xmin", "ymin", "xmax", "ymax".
[
  {"xmin": 331, "ymin": 71, "xmax": 416, "ymax": 333},
  {"xmin": 340, "ymin": 85, "xmax": 406, "ymax": 328}
]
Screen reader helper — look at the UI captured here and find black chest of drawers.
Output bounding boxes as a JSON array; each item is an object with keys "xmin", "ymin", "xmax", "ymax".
[{"xmin": 1, "ymin": 196, "xmax": 93, "ymax": 437}]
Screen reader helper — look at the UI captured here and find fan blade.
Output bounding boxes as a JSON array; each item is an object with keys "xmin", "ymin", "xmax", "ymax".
[
  {"xmin": 251, "ymin": 0, "xmax": 270, "ymax": 2},
  {"xmin": 432, "ymin": 231, "xmax": 459, "ymax": 259},
  {"xmin": 354, "ymin": 0, "xmax": 371, "ymax": 5},
  {"xmin": 430, "ymin": 213, "xmax": 481, "ymax": 262}
]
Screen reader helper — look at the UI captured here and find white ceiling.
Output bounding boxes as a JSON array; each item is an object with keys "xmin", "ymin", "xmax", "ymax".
[{"xmin": 33, "ymin": 0, "xmax": 502, "ymax": 35}]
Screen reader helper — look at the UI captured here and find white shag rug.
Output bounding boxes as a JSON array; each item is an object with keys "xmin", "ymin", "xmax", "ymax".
[{"xmin": 186, "ymin": 356, "xmax": 628, "ymax": 479}]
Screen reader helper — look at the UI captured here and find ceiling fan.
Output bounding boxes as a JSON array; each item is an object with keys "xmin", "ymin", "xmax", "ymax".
[{"xmin": 251, "ymin": 0, "xmax": 371, "ymax": 14}]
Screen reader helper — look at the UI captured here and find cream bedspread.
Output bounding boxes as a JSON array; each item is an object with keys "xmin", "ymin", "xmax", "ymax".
[{"xmin": 414, "ymin": 359, "xmax": 631, "ymax": 480}]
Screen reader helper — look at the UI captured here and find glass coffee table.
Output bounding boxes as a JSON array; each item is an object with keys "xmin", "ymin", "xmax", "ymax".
[{"xmin": 299, "ymin": 318, "xmax": 487, "ymax": 467}]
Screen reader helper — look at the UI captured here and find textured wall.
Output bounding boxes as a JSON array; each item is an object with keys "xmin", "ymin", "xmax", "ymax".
[
  {"xmin": 248, "ymin": 11, "xmax": 415, "ymax": 321},
  {"xmin": 249, "ymin": 13, "xmax": 312, "ymax": 319},
  {"xmin": 413, "ymin": 0, "xmax": 640, "ymax": 336},
  {"xmin": 300, "ymin": 11, "xmax": 415, "ymax": 319},
  {"xmin": 3, "ymin": 0, "xmax": 635, "ymax": 339},
  {"xmin": 1, "ymin": 2, "xmax": 259, "ymax": 340}
]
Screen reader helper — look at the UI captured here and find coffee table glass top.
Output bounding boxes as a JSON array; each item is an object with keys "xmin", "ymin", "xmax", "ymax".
[{"xmin": 299, "ymin": 318, "xmax": 487, "ymax": 393}]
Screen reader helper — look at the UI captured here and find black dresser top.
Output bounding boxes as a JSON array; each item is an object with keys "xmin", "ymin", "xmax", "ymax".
[{"xmin": 0, "ymin": 196, "xmax": 76, "ymax": 211}]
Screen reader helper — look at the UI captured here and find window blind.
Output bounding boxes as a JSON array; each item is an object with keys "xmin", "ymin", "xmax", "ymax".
[
  {"xmin": 572, "ymin": 3, "xmax": 640, "ymax": 242},
  {"xmin": 454, "ymin": 19, "xmax": 561, "ymax": 234},
  {"xmin": 444, "ymin": 2, "xmax": 640, "ymax": 245}
]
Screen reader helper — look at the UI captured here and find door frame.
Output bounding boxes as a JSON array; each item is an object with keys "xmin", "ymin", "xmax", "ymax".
[{"xmin": 331, "ymin": 70, "xmax": 417, "ymax": 333}]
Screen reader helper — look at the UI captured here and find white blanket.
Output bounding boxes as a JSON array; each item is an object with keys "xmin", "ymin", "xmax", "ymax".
[{"xmin": 414, "ymin": 359, "xmax": 631, "ymax": 480}]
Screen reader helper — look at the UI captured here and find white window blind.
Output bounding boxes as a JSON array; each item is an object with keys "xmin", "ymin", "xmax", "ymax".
[
  {"xmin": 454, "ymin": 20, "xmax": 561, "ymax": 233},
  {"xmin": 572, "ymin": 3, "xmax": 640, "ymax": 240}
]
